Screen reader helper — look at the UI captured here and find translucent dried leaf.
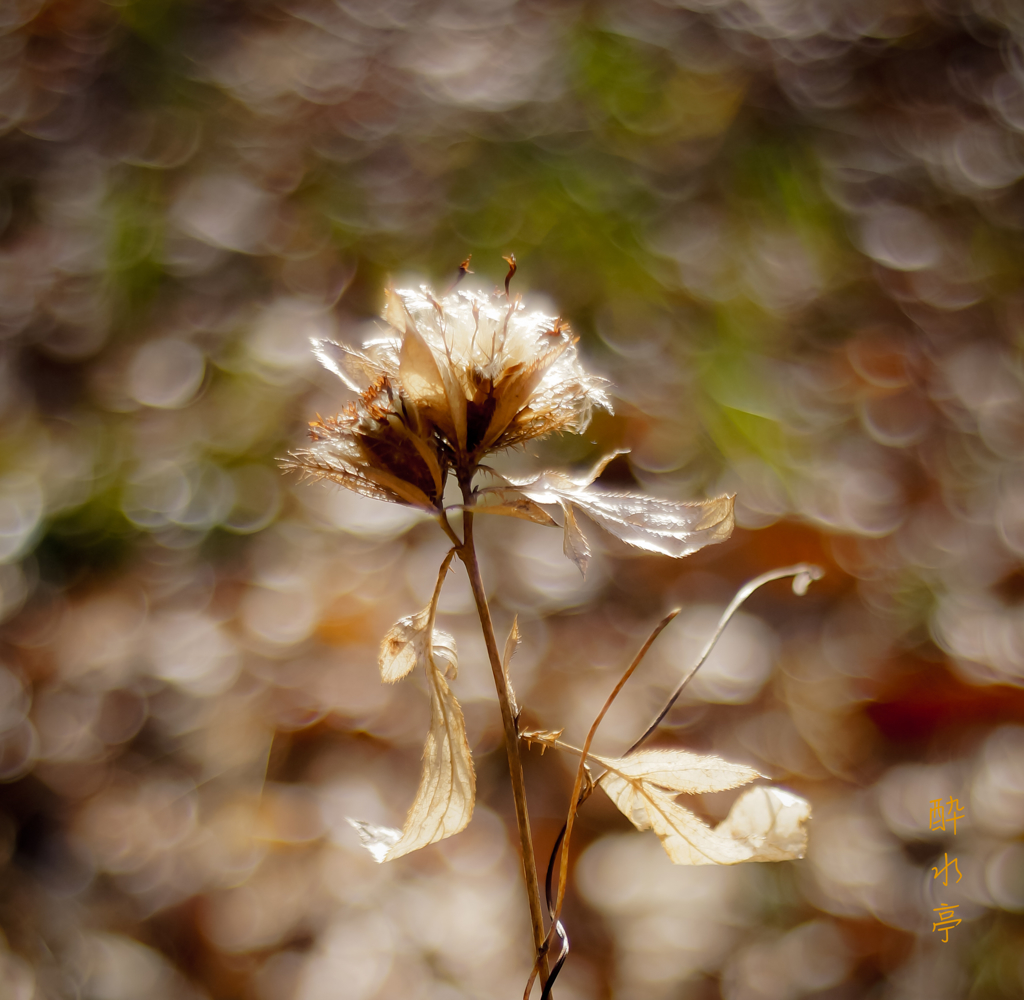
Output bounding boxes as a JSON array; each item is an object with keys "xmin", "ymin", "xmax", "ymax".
[
  {"xmin": 593, "ymin": 749, "xmax": 761, "ymax": 795},
  {"xmin": 502, "ymin": 615, "xmax": 521, "ymax": 718},
  {"xmin": 354, "ymin": 667, "xmax": 475, "ymax": 863},
  {"xmin": 462, "ymin": 494, "xmax": 558, "ymax": 527},
  {"xmin": 347, "ymin": 818, "xmax": 401, "ymax": 863},
  {"xmin": 570, "ymin": 492, "xmax": 735, "ymax": 557},
  {"xmin": 505, "ymin": 461, "xmax": 735, "ymax": 570},
  {"xmin": 598, "ymin": 761, "xmax": 809, "ymax": 866},
  {"xmin": 559, "ymin": 499, "xmax": 591, "ymax": 576},
  {"xmin": 379, "ymin": 609, "xmax": 457, "ymax": 683},
  {"xmin": 353, "ymin": 551, "xmax": 474, "ymax": 863},
  {"xmin": 715, "ymin": 786, "xmax": 811, "ymax": 862},
  {"xmin": 312, "ymin": 338, "xmax": 393, "ymax": 393}
]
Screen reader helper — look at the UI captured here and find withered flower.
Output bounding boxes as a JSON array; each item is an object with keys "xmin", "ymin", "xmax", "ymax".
[
  {"xmin": 281, "ymin": 359, "xmax": 448, "ymax": 509},
  {"xmin": 283, "ymin": 284, "xmax": 610, "ymax": 507},
  {"xmin": 280, "ymin": 268, "xmax": 813, "ymax": 1000},
  {"xmin": 383, "ymin": 286, "xmax": 609, "ymax": 465}
]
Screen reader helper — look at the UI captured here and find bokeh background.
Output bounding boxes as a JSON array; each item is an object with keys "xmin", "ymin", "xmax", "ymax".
[{"xmin": 2, "ymin": 0, "xmax": 1024, "ymax": 997}]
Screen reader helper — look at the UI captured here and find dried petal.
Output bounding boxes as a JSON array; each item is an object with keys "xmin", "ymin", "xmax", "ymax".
[
  {"xmin": 387, "ymin": 286, "xmax": 610, "ymax": 460},
  {"xmin": 312, "ymin": 338, "xmax": 395, "ymax": 393},
  {"xmin": 281, "ymin": 374, "xmax": 449, "ymax": 509}
]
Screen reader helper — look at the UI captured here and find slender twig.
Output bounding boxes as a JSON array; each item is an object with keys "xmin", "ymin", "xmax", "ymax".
[
  {"xmin": 551, "ymin": 610, "xmax": 680, "ymax": 919},
  {"xmin": 628, "ymin": 563, "xmax": 823, "ymax": 754},
  {"xmin": 425, "ymin": 547, "xmax": 457, "ymax": 651},
  {"xmin": 436, "ymin": 509, "xmax": 464, "ymax": 548},
  {"xmin": 536, "ymin": 562, "xmax": 824, "ymax": 995},
  {"xmin": 455, "ymin": 472, "xmax": 552, "ymax": 989}
]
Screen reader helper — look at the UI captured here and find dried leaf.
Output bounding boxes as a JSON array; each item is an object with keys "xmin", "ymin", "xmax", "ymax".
[
  {"xmin": 593, "ymin": 749, "xmax": 761, "ymax": 795},
  {"xmin": 382, "ymin": 667, "xmax": 474, "ymax": 861},
  {"xmin": 460, "ymin": 494, "xmax": 558, "ymax": 527},
  {"xmin": 520, "ymin": 727, "xmax": 564, "ymax": 753},
  {"xmin": 502, "ymin": 616, "xmax": 521, "ymax": 718},
  {"xmin": 559, "ymin": 499, "xmax": 591, "ymax": 576},
  {"xmin": 569, "ymin": 492, "xmax": 735, "ymax": 558},
  {"xmin": 353, "ymin": 666, "xmax": 475, "ymax": 863},
  {"xmin": 347, "ymin": 818, "xmax": 401, "ymax": 863},
  {"xmin": 506, "ymin": 461, "xmax": 735, "ymax": 567},
  {"xmin": 354, "ymin": 551, "xmax": 475, "ymax": 863},
  {"xmin": 597, "ymin": 754, "xmax": 809, "ymax": 866},
  {"xmin": 715, "ymin": 786, "xmax": 811, "ymax": 862},
  {"xmin": 379, "ymin": 609, "xmax": 457, "ymax": 683}
]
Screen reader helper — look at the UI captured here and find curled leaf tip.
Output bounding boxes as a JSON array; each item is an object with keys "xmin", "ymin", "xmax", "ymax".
[
  {"xmin": 347, "ymin": 818, "xmax": 402, "ymax": 864},
  {"xmin": 792, "ymin": 564, "xmax": 825, "ymax": 596}
]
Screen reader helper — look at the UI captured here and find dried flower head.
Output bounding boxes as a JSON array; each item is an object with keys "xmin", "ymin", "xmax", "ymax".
[
  {"xmin": 280, "ymin": 363, "xmax": 448, "ymax": 509},
  {"xmin": 282, "ymin": 282, "xmax": 610, "ymax": 507},
  {"xmin": 381, "ymin": 286, "xmax": 609, "ymax": 463}
]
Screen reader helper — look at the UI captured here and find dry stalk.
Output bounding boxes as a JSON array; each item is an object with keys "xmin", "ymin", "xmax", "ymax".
[{"xmin": 456, "ymin": 473, "xmax": 552, "ymax": 989}]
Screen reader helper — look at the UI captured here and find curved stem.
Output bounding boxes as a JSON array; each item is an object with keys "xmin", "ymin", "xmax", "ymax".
[
  {"xmin": 552, "ymin": 609, "xmax": 679, "ymax": 919},
  {"xmin": 627, "ymin": 563, "xmax": 823, "ymax": 754},
  {"xmin": 455, "ymin": 472, "xmax": 551, "ymax": 990}
]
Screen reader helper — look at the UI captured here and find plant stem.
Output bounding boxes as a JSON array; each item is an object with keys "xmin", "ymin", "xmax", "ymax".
[
  {"xmin": 552, "ymin": 609, "xmax": 679, "ymax": 918},
  {"xmin": 627, "ymin": 563, "xmax": 823, "ymax": 753},
  {"xmin": 456, "ymin": 477, "xmax": 552, "ymax": 989}
]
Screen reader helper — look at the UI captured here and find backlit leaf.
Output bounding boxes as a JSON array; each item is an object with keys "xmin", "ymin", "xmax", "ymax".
[
  {"xmin": 559, "ymin": 499, "xmax": 591, "ymax": 576},
  {"xmin": 352, "ymin": 550, "xmax": 475, "ymax": 863},
  {"xmin": 457, "ymin": 494, "xmax": 558, "ymax": 527},
  {"xmin": 593, "ymin": 749, "xmax": 761, "ymax": 795},
  {"xmin": 502, "ymin": 615, "xmax": 521, "ymax": 718},
  {"xmin": 379, "ymin": 608, "xmax": 457, "ymax": 683},
  {"xmin": 597, "ymin": 759, "xmax": 809, "ymax": 865},
  {"xmin": 491, "ymin": 458, "xmax": 735, "ymax": 574},
  {"xmin": 364, "ymin": 664, "xmax": 475, "ymax": 862}
]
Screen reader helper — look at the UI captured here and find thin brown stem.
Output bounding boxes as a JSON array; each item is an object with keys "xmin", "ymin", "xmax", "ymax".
[
  {"xmin": 436, "ymin": 510, "xmax": 464, "ymax": 548},
  {"xmin": 535, "ymin": 563, "xmax": 824, "ymax": 990},
  {"xmin": 455, "ymin": 473, "xmax": 551, "ymax": 989},
  {"xmin": 551, "ymin": 609, "xmax": 680, "ymax": 921},
  {"xmin": 628, "ymin": 563, "xmax": 823, "ymax": 754}
]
